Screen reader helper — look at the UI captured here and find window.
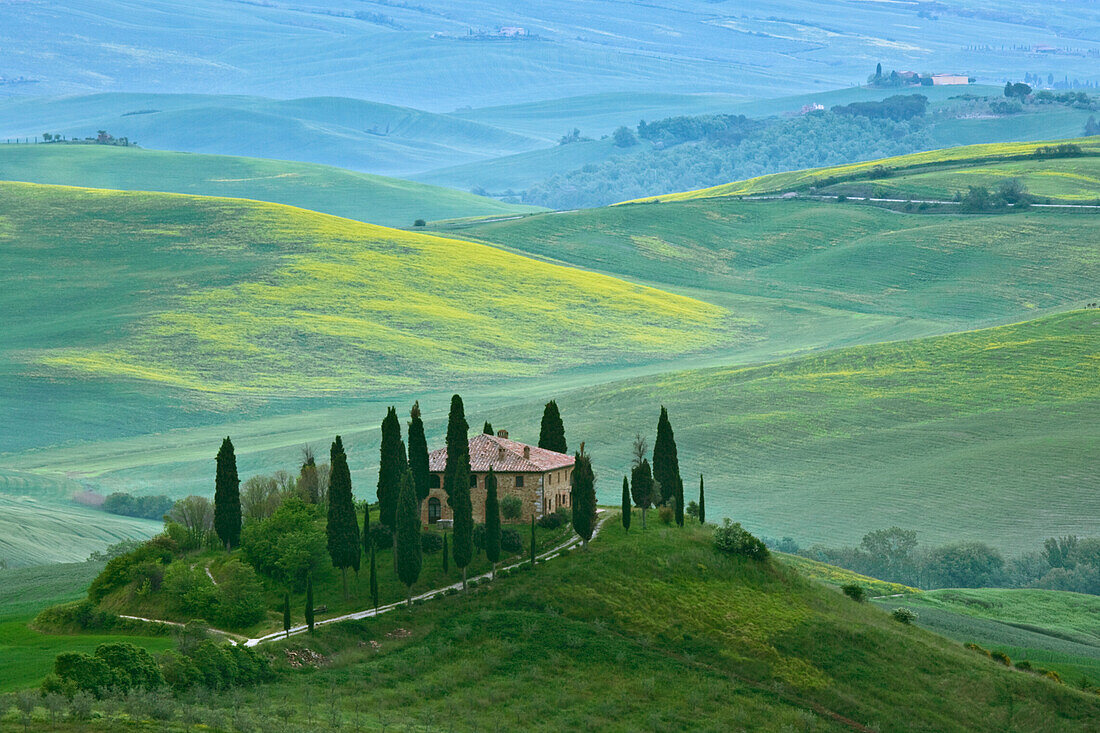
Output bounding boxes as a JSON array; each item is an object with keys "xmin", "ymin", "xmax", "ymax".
[
  {"xmin": 428, "ymin": 497, "xmax": 441, "ymax": 523},
  {"xmin": 430, "ymin": 474, "xmax": 441, "ymax": 489},
  {"xmin": 515, "ymin": 475, "xmax": 524, "ymax": 488},
  {"xmin": 470, "ymin": 474, "xmax": 478, "ymax": 488}
]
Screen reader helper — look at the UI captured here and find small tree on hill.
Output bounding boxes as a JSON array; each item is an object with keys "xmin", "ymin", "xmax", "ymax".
[
  {"xmin": 395, "ymin": 472, "xmax": 422, "ymax": 606},
  {"xmin": 305, "ymin": 576, "xmax": 315, "ymax": 634},
  {"xmin": 571, "ymin": 447, "xmax": 597, "ymax": 549},
  {"xmin": 538, "ymin": 400, "xmax": 567, "ymax": 454},
  {"xmin": 621, "ymin": 476, "xmax": 631, "ymax": 532},
  {"xmin": 483, "ymin": 421, "xmax": 494, "ymax": 435},
  {"xmin": 283, "ymin": 593, "xmax": 291, "ymax": 638},
  {"xmin": 631, "ymin": 458, "xmax": 654, "ymax": 529},
  {"xmin": 407, "ymin": 402, "xmax": 431, "ymax": 505},
  {"xmin": 326, "ymin": 436, "xmax": 361, "ymax": 599},
  {"xmin": 484, "ymin": 468, "xmax": 502, "ymax": 578},
  {"xmin": 377, "ymin": 407, "xmax": 404, "ymax": 528},
  {"xmin": 698, "ymin": 474, "xmax": 706, "ymax": 524},
  {"xmin": 652, "ymin": 407, "xmax": 682, "ymax": 508},
  {"xmin": 214, "ymin": 437, "xmax": 241, "ymax": 551}
]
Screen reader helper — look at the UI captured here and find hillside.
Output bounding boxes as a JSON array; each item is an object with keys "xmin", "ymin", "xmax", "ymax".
[
  {"xmin": 9, "ymin": 522, "xmax": 1100, "ymax": 730},
  {"xmin": 0, "ymin": 145, "xmax": 541, "ymax": 228}
]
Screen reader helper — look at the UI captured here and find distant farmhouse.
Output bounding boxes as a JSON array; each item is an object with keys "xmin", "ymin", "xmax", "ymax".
[
  {"xmin": 932, "ymin": 74, "xmax": 971, "ymax": 86},
  {"xmin": 422, "ymin": 430, "xmax": 574, "ymax": 526},
  {"xmin": 868, "ymin": 66, "xmax": 972, "ymax": 88}
]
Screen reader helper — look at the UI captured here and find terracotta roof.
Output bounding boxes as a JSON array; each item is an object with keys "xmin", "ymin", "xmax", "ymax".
[{"xmin": 428, "ymin": 433, "xmax": 574, "ymax": 473}]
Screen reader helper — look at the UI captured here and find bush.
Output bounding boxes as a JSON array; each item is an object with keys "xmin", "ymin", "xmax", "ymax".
[
  {"xmin": 713, "ymin": 520, "xmax": 769, "ymax": 561},
  {"xmin": 841, "ymin": 584, "xmax": 866, "ymax": 602},
  {"xmin": 500, "ymin": 496, "xmax": 523, "ymax": 521},
  {"xmin": 891, "ymin": 607, "xmax": 917, "ymax": 624},
  {"xmin": 240, "ymin": 497, "xmax": 326, "ymax": 591},
  {"xmin": 163, "ymin": 562, "xmax": 218, "ymax": 617},
  {"xmin": 537, "ymin": 513, "xmax": 563, "ymax": 530},
  {"xmin": 658, "ymin": 505, "xmax": 674, "ymax": 525},
  {"xmin": 370, "ymin": 523, "xmax": 394, "ymax": 551},
  {"xmin": 87, "ymin": 536, "xmax": 178, "ymax": 602},
  {"xmin": 413, "ymin": 219, "xmax": 426, "ymax": 227},
  {"xmin": 500, "ymin": 528, "xmax": 522, "ymax": 553},
  {"xmin": 473, "ymin": 523, "xmax": 486, "ymax": 554},
  {"xmin": 212, "ymin": 559, "xmax": 265, "ymax": 628},
  {"xmin": 51, "ymin": 652, "xmax": 115, "ymax": 697},
  {"xmin": 34, "ymin": 599, "xmax": 118, "ymax": 633},
  {"xmin": 990, "ymin": 650, "xmax": 1011, "ymax": 666},
  {"xmin": 94, "ymin": 642, "xmax": 163, "ymax": 692},
  {"xmin": 421, "ymin": 532, "xmax": 444, "ymax": 554},
  {"xmin": 1015, "ymin": 660, "xmax": 1033, "ymax": 671}
]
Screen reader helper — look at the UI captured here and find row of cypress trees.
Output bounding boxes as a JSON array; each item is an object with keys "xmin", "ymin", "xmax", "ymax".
[{"xmin": 620, "ymin": 406, "xmax": 704, "ymax": 531}]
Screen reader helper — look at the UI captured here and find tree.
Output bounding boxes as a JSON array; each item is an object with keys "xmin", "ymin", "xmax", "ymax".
[
  {"xmin": 876, "ymin": 62, "xmax": 883, "ymax": 79},
  {"xmin": 1086, "ymin": 116, "xmax": 1100, "ymax": 137},
  {"xmin": 571, "ymin": 448, "xmax": 597, "ymax": 549},
  {"xmin": 369, "ymin": 537, "xmax": 379, "ymax": 610},
  {"xmin": 407, "ymin": 402, "xmax": 431, "ymax": 505},
  {"xmin": 443, "ymin": 394, "xmax": 469, "ymax": 501},
  {"xmin": 631, "ymin": 458, "xmax": 654, "ymax": 529},
  {"xmin": 395, "ymin": 471, "xmax": 423, "ymax": 605},
  {"xmin": 484, "ymin": 468, "xmax": 501, "ymax": 578},
  {"xmin": 305, "ymin": 576, "xmax": 315, "ymax": 633},
  {"xmin": 652, "ymin": 407, "xmax": 681, "ymax": 507},
  {"xmin": 621, "ymin": 476, "xmax": 631, "ymax": 532},
  {"xmin": 240, "ymin": 497, "xmax": 325, "ymax": 591},
  {"xmin": 168, "ymin": 495, "xmax": 214, "ymax": 547},
  {"xmin": 214, "ymin": 437, "xmax": 241, "ymax": 550},
  {"xmin": 483, "ymin": 421, "xmax": 494, "ymax": 435},
  {"xmin": 698, "ymin": 474, "xmax": 705, "ymax": 524},
  {"xmin": 925, "ymin": 542, "xmax": 1005, "ymax": 588},
  {"xmin": 298, "ymin": 447, "xmax": 319, "ymax": 504},
  {"xmin": 538, "ymin": 400, "xmax": 567, "ymax": 454},
  {"xmin": 612, "ymin": 125, "xmax": 637, "ymax": 147},
  {"xmin": 378, "ymin": 407, "xmax": 404, "ymax": 528},
  {"xmin": 283, "ymin": 593, "xmax": 291, "ymax": 638},
  {"xmin": 530, "ymin": 515, "xmax": 537, "ymax": 569},
  {"xmin": 326, "ymin": 436, "xmax": 361, "ymax": 599},
  {"xmin": 451, "ymin": 451, "xmax": 474, "ymax": 592},
  {"xmin": 674, "ymin": 475, "xmax": 685, "ymax": 527},
  {"xmin": 442, "ymin": 533, "xmax": 449, "ymax": 575}
]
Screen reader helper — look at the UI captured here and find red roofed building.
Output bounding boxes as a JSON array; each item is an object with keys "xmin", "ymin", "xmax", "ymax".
[{"xmin": 422, "ymin": 430, "xmax": 574, "ymax": 525}]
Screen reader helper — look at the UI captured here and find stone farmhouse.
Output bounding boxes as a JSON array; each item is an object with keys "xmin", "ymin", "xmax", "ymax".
[{"xmin": 421, "ymin": 430, "xmax": 574, "ymax": 525}]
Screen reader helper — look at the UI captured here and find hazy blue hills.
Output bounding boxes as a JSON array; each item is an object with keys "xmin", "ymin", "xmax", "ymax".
[{"xmin": 3, "ymin": 0, "xmax": 1099, "ymax": 108}]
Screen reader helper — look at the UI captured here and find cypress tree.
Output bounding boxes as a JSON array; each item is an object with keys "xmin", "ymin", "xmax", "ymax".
[
  {"xmin": 483, "ymin": 421, "xmax": 494, "ymax": 435},
  {"xmin": 298, "ymin": 448, "xmax": 319, "ymax": 504},
  {"xmin": 530, "ymin": 515, "xmax": 536, "ymax": 569},
  {"xmin": 484, "ymin": 468, "xmax": 501, "ymax": 579},
  {"xmin": 442, "ymin": 533, "xmax": 449, "ymax": 575},
  {"xmin": 362, "ymin": 501, "xmax": 371, "ymax": 562},
  {"xmin": 213, "ymin": 437, "xmax": 241, "ymax": 551},
  {"xmin": 630, "ymin": 458, "xmax": 654, "ymax": 529},
  {"xmin": 698, "ymin": 474, "xmax": 706, "ymax": 524},
  {"xmin": 450, "ymin": 457, "xmax": 473, "ymax": 591},
  {"xmin": 571, "ymin": 449, "xmax": 597, "ymax": 549},
  {"xmin": 538, "ymin": 400, "xmax": 567, "ymax": 454},
  {"xmin": 443, "ymin": 394, "xmax": 469, "ymax": 501},
  {"xmin": 364, "ymin": 502, "xmax": 378, "ymax": 609},
  {"xmin": 621, "ymin": 476, "xmax": 631, "ymax": 532},
  {"xmin": 369, "ymin": 536, "xmax": 379, "ymax": 610},
  {"xmin": 377, "ymin": 407, "xmax": 403, "ymax": 528},
  {"xmin": 652, "ymin": 406, "xmax": 681, "ymax": 507},
  {"xmin": 305, "ymin": 576, "xmax": 315, "ymax": 634},
  {"xmin": 326, "ymin": 436, "xmax": 360, "ymax": 600},
  {"xmin": 407, "ymin": 402, "xmax": 431, "ymax": 505},
  {"xmin": 674, "ymin": 476, "xmax": 685, "ymax": 528},
  {"xmin": 395, "ymin": 471, "xmax": 422, "ymax": 606},
  {"xmin": 283, "ymin": 592, "xmax": 291, "ymax": 638}
]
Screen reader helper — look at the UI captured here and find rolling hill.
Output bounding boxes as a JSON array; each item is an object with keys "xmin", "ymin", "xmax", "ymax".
[{"xmin": 0, "ymin": 145, "xmax": 541, "ymax": 228}]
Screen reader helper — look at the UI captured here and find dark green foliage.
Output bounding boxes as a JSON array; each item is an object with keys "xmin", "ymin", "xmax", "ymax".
[
  {"xmin": 369, "ymin": 523, "xmax": 394, "ymax": 550},
  {"xmin": 925, "ymin": 542, "xmax": 1006, "ymax": 588},
  {"xmin": 483, "ymin": 421, "xmax": 494, "ymax": 435},
  {"xmin": 408, "ymin": 401, "xmax": 431, "ymax": 504},
  {"xmin": 892, "ymin": 607, "xmax": 917, "ymax": 624},
  {"xmin": 87, "ymin": 536, "xmax": 176, "ymax": 603},
  {"xmin": 100, "ymin": 492, "xmax": 174, "ymax": 520},
  {"xmin": 446, "ymin": 398, "xmax": 474, "ymax": 587},
  {"xmin": 652, "ymin": 407, "xmax": 681, "ymax": 507},
  {"xmin": 530, "ymin": 516, "xmax": 537, "ymax": 568},
  {"xmin": 240, "ymin": 497, "xmax": 325, "ymax": 591},
  {"xmin": 421, "ymin": 532, "xmax": 444, "ymax": 553},
  {"xmin": 674, "ymin": 476, "xmax": 684, "ymax": 527},
  {"xmin": 282, "ymin": 593, "xmax": 291, "ymax": 637},
  {"xmin": 305, "ymin": 576, "xmax": 315, "ymax": 633},
  {"xmin": 698, "ymin": 474, "xmax": 705, "ymax": 524},
  {"xmin": 571, "ymin": 450, "xmax": 597, "ymax": 548},
  {"xmin": 326, "ymin": 436, "xmax": 361, "ymax": 596},
  {"xmin": 630, "ymin": 458, "xmax": 654, "ymax": 528},
  {"xmin": 537, "ymin": 512, "xmax": 564, "ymax": 529},
  {"xmin": 94, "ymin": 642, "xmax": 163, "ymax": 692},
  {"xmin": 378, "ymin": 407, "xmax": 404, "ymax": 527},
  {"xmin": 298, "ymin": 451, "xmax": 319, "ymax": 504},
  {"xmin": 51, "ymin": 652, "xmax": 115, "ymax": 697},
  {"xmin": 213, "ymin": 559, "xmax": 265, "ymax": 627},
  {"xmin": 538, "ymin": 400, "xmax": 567, "ymax": 454},
  {"xmin": 501, "ymin": 528, "xmax": 522, "ymax": 553},
  {"xmin": 362, "ymin": 501, "xmax": 371, "ymax": 559},
  {"xmin": 621, "ymin": 476, "xmax": 631, "ymax": 531},
  {"xmin": 637, "ymin": 113, "xmax": 759, "ymax": 146},
  {"xmin": 395, "ymin": 471, "xmax": 423, "ymax": 604},
  {"xmin": 1005, "ymin": 82, "xmax": 1033, "ymax": 99},
  {"xmin": 841, "ymin": 584, "xmax": 866, "ymax": 602},
  {"xmin": 833, "ymin": 94, "xmax": 928, "ymax": 121},
  {"xmin": 485, "ymin": 468, "xmax": 502, "ymax": 571},
  {"xmin": 442, "ymin": 533, "xmax": 449, "ymax": 574},
  {"xmin": 214, "ymin": 436, "xmax": 241, "ymax": 550},
  {"xmin": 713, "ymin": 519, "xmax": 769, "ymax": 561},
  {"xmin": 500, "ymin": 495, "xmax": 523, "ymax": 520},
  {"xmin": 612, "ymin": 125, "xmax": 637, "ymax": 147},
  {"xmin": 369, "ymin": 539, "xmax": 379, "ymax": 610},
  {"xmin": 443, "ymin": 394, "xmax": 470, "ymax": 501}
]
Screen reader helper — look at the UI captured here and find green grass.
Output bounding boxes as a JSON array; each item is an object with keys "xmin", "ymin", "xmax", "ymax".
[
  {"xmin": 0, "ymin": 145, "xmax": 543, "ymax": 228},
  {"xmin": 11, "ymin": 521, "xmax": 1100, "ymax": 729},
  {"xmin": 0, "ymin": 562, "xmax": 171, "ymax": 693}
]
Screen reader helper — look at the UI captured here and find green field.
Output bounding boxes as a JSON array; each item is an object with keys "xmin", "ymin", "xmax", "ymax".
[{"xmin": 0, "ymin": 145, "xmax": 541, "ymax": 228}]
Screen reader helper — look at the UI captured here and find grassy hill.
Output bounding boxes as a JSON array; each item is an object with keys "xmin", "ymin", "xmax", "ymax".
[
  {"xmin": 0, "ymin": 145, "xmax": 541, "ymax": 228},
  {"xmin": 9, "ymin": 522, "xmax": 1100, "ymax": 729}
]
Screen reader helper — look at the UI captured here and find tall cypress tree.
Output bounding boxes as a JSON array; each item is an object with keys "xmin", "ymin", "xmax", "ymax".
[
  {"xmin": 362, "ymin": 501, "xmax": 371, "ymax": 562},
  {"xmin": 377, "ymin": 407, "xmax": 403, "ymax": 528},
  {"xmin": 395, "ymin": 471, "xmax": 422, "ymax": 606},
  {"xmin": 450, "ymin": 456, "xmax": 473, "ymax": 591},
  {"xmin": 305, "ymin": 576, "xmax": 315, "ymax": 634},
  {"xmin": 621, "ymin": 476, "xmax": 631, "ymax": 532},
  {"xmin": 443, "ymin": 394, "xmax": 469, "ymax": 501},
  {"xmin": 369, "ymin": 535, "xmax": 379, "ymax": 610},
  {"xmin": 652, "ymin": 406, "xmax": 681, "ymax": 506},
  {"xmin": 407, "ymin": 402, "xmax": 431, "ymax": 505},
  {"xmin": 442, "ymin": 533, "xmax": 449, "ymax": 575},
  {"xmin": 530, "ymin": 516, "xmax": 537, "ymax": 569},
  {"xmin": 283, "ymin": 592, "xmax": 291, "ymax": 638},
  {"xmin": 571, "ymin": 449, "xmax": 597, "ymax": 549},
  {"xmin": 538, "ymin": 400, "xmax": 567, "ymax": 454},
  {"xmin": 484, "ymin": 468, "xmax": 501, "ymax": 579},
  {"xmin": 326, "ymin": 436, "xmax": 360, "ymax": 599},
  {"xmin": 213, "ymin": 437, "xmax": 241, "ymax": 551},
  {"xmin": 698, "ymin": 474, "xmax": 706, "ymax": 524},
  {"xmin": 674, "ymin": 476, "xmax": 685, "ymax": 528},
  {"xmin": 483, "ymin": 421, "xmax": 494, "ymax": 435},
  {"xmin": 630, "ymin": 458, "xmax": 654, "ymax": 529}
]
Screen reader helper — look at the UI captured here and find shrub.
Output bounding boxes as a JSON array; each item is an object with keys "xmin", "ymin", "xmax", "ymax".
[
  {"xmin": 500, "ymin": 528, "xmax": 522, "ymax": 553},
  {"xmin": 841, "ymin": 584, "xmax": 866, "ymax": 602},
  {"xmin": 34, "ymin": 599, "xmax": 118, "ymax": 633},
  {"xmin": 1043, "ymin": 669, "xmax": 1063, "ymax": 684},
  {"xmin": 473, "ymin": 523, "xmax": 486, "ymax": 554},
  {"xmin": 1015, "ymin": 660, "xmax": 1033, "ymax": 671},
  {"xmin": 500, "ymin": 496, "xmax": 523, "ymax": 521},
  {"xmin": 52, "ymin": 652, "xmax": 117, "ymax": 697},
  {"xmin": 421, "ymin": 532, "xmax": 444, "ymax": 554},
  {"xmin": 658, "ymin": 505, "xmax": 674, "ymax": 525},
  {"xmin": 87, "ymin": 536, "xmax": 178, "ymax": 602},
  {"xmin": 159, "ymin": 650, "xmax": 201, "ymax": 692},
  {"xmin": 94, "ymin": 642, "xmax": 163, "ymax": 691},
  {"xmin": 163, "ymin": 562, "xmax": 218, "ymax": 617},
  {"xmin": 713, "ymin": 520, "xmax": 769, "ymax": 561},
  {"xmin": 370, "ymin": 524, "xmax": 394, "ymax": 550},
  {"xmin": 212, "ymin": 559, "xmax": 266, "ymax": 628},
  {"xmin": 990, "ymin": 650, "xmax": 1011, "ymax": 666},
  {"xmin": 537, "ymin": 513, "xmax": 563, "ymax": 530},
  {"xmin": 891, "ymin": 607, "xmax": 917, "ymax": 624},
  {"xmin": 240, "ymin": 497, "xmax": 326, "ymax": 591},
  {"xmin": 413, "ymin": 219, "xmax": 426, "ymax": 227}
]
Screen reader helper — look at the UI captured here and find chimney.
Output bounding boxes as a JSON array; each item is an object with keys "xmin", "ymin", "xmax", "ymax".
[
  {"xmin": 523, "ymin": 446, "xmax": 530, "ymax": 460},
  {"xmin": 498, "ymin": 446, "xmax": 506, "ymax": 461},
  {"xmin": 496, "ymin": 429, "xmax": 509, "ymax": 439}
]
